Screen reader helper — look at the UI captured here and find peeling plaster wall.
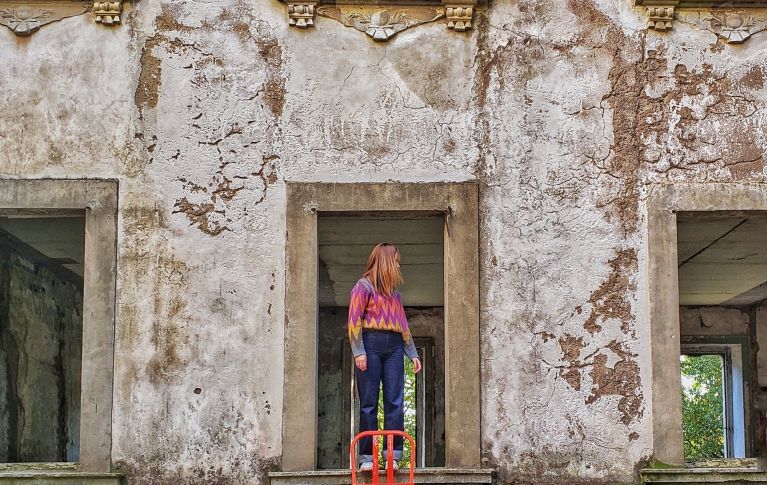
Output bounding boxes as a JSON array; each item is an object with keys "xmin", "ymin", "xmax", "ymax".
[{"xmin": 1, "ymin": 0, "xmax": 767, "ymax": 482}]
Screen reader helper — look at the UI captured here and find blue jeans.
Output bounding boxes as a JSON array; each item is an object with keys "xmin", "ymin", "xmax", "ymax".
[{"xmin": 356, "ymin": 330, "xmax": 404, "ymax": 464}]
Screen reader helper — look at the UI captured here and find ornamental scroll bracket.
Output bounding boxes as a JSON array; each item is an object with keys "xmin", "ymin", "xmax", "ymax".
[
  {"xmin": 0, "ymin": 0, "xmax": 126, "ymax": 36},
  {"xmin": 280, "ymin": 0, "xmax": 481, "ymax": 40},
  {"xmin": 634, "ymin": 0, "xmax": 767, "ymax": 43}
]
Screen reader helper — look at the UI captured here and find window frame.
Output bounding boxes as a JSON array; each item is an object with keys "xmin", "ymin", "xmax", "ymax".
[
  {"xmin": 646, "ymin": 183, "xmax": 767, "ymax": 465},
  {"xmin": 0, "ymin": 179, "xmax": 118, "ymax": 472},
  {"xmin": 680, "ymin": 337, "xmax": 752, "ymax": 459},
  {"xmin": 283, "ymin": 182, "xmax": 479, "ymax": 471}
]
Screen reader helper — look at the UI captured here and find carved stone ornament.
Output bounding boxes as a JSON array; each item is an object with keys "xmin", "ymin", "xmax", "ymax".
[
  {"xmin": 635, "ymin": 0, "xmax": 767, "ymax": 32},
  {"xmin": 280, "ymin": 0, "xmax": 479, "ymax": 38},
  {"xmin": 93, "ymin": 0, "xmax": 121, "ymax": 24},
  {"xmin": 287, "ymin": 1, "xmax": 316, "ymax": 27},
  {"xmin": 706, "ymin": 13, "xmax": 766, "ymax": 43},
  {"xmin": 316, "ymin": 5, "xmax": 442, "ymax": 40},
  {"xmin": 647, "ymin": 5, "xmax": 675, "ymax": 29},
  {"xmin": 0, "ymin": 0, "xmax": 88, "ymax": 35},
  {"xmin": 0, "ymin": 0, "xmax": 125, "ymax": 35},
  {"xmin": 445, "ymin": 2, "xmax": 473, "ymax": 31}
]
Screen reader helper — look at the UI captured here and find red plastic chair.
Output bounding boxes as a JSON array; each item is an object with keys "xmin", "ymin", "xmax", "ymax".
[{"xmin": 350, "ymin": 430, "xmax": 416, "ymax": 485}]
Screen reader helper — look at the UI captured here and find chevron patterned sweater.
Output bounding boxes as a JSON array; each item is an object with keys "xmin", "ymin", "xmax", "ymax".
[{"xmin": 347, "ymin": 278, "xmax": 418, "ymax": 360}]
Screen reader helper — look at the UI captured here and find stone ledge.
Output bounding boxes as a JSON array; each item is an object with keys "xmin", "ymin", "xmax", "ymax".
[
  {"xmin": 0, "ymin": 472, "xmax": 123, "ymax": 485},
  {"xmin": 641, "ymin": 466, "xmax": 767, "ymax": 483},
  {"xmin": 0, "ymin": 464, "xmax": 123, "ymax": 484},
  {"xmin": 270, "ymin": 468, "xmax": 493, "ymax": 485}
]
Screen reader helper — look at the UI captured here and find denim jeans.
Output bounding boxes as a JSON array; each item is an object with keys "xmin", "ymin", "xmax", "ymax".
[{"xmin": 356, "ymin": 330, "xmax": 405, "ymax": 464}]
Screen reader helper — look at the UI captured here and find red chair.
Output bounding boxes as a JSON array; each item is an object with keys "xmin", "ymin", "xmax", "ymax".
[{"xmin": 350, "ymin": 430, "xmax": 416, "ymax": 485}]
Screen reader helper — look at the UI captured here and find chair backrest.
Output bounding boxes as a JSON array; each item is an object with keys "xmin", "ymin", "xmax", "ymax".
[{"xmin": 350, "ymin": 430, "xmax": 415, "ymax": 485}]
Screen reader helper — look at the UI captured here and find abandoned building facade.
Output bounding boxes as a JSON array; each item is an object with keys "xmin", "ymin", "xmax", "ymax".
[{"xmin": 1, "ymin": 0, "xmax": 767, "ymax": 483}]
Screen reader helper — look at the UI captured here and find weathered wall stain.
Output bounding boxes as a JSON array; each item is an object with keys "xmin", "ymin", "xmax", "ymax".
[
  {"xmin": 135, "ymin": 42, "xmax": 163, "ymax": 119},
  {"xmin": 558, "ymin": 334, "xmax": 585, "ymax": 391},
  {"xmin": 582, "ymin": 249, "xmax": 638, "ymax": 336},
  {"xmin": 586, "ymin": 341, "xmax": 643, "ymax": 427},
  {"xmin": 173, "ymin": 154, "xmax": 278, "ymax": 236}
]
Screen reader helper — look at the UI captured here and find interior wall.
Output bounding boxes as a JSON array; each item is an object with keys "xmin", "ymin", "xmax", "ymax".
[
  {"xmin": 679, "ymin": 307, "xmax": 751, "ymax": 337},
  {"xmin": 755, "ymin": 305, "xmax": 767, "ymax": 387},
  {"xmin": 0, "ymin": 236, "xmax": 82, "ymax": 462},
  {"xmin": 407, "ymin": 308, "xmax": 445, "ymax": 467},
  {"xmin": 317, "ymin": 306, "xmax": 346, "ymax": 470}
]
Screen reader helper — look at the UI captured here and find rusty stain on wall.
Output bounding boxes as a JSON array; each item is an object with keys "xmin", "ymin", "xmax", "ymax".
[{"xmin": 134, "ymin": 42, "xmax": 162, "ymax": 119}]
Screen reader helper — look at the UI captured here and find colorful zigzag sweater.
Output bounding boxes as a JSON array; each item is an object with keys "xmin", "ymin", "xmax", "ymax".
[{"xmin": 347, "ymin": 277, "xmax": 418, "ymax": 360}]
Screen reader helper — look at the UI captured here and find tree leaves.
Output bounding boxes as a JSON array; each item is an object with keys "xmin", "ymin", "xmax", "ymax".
[{"xmin": 681, "ymin": 354, "xmax": 725, "ymax": 461}]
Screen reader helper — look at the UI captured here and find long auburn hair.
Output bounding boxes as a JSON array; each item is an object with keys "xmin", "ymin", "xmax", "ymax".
[{"xmin": 363, "ymin": 243, "xmax": 403, "ymax": 297}]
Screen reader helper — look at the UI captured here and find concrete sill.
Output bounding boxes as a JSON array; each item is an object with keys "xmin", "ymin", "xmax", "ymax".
[
  {"xmin": 641, "ymin": 461, "xmax": 766, "ymax": 483},
  {"xmin": 0, "ymin": 464, "xmax": 123, "ymax": 484},
  {"xmin": 269, "ymin": 468, "xmax": 493, "ymax": 485},
  {"xmin": 0, "ymin": 465, "xmax": 78, "ymax": 472}
]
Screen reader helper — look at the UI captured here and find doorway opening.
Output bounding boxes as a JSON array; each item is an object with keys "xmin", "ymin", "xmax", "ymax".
[
  {"xmin": 676, "ymin": 211, "xmax": 767, "ymax": 461},
  {"xmin": 0, "ymin": 215, "xmax": 85, "ymax": 462},
  {"xmin": 316, "ymin": 213, "xmax": 445, "ymax": 469}
]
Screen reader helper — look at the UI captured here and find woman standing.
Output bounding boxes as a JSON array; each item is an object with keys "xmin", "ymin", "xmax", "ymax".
[{"xmin": 348, "ymin": 243, "xmax": 422, "ymax": 470}]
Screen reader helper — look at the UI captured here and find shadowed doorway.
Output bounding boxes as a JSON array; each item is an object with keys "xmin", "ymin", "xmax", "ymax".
[{"xmin": 316, "ymin": 212, "xmax": 445, "ymax": 469}]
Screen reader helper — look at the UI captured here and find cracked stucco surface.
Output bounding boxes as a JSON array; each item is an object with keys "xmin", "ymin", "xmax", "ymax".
[{"xmin": 1, "ymin": 0, "xmax": 767, "ymax": 482}]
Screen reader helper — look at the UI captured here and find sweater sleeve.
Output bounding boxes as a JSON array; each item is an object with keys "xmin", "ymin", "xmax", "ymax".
[
  {"xmin": 397, "ymin": 293, "xmax": 419, "ymax": 361},
  {"xmin": 403, "ymin": 331, "xmax": 418, "ymax": 361},
  {"xmin": 347, "ymin": 280, "xmax": 369, "ymax": 357}
]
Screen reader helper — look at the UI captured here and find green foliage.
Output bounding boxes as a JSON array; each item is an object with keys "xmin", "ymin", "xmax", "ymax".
[
  {"xmin": 681, "ymin": 354, "xmax": 725, "ymax": 461},
  {"xmin": 377, "ymin": 357, "xmax": 417, "ymax": 468}
]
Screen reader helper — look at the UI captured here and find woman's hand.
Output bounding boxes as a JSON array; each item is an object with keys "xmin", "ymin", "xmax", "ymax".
[
  {"xmin": 412, "ymin": 358, "xmax": 422, "ymax": 374},
  {"xmin": 355, "ymin": 354, "xmax": 367, "ymax": 371}
]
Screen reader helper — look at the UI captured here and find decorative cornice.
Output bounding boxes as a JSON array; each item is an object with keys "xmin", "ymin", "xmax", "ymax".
[
  {"xmin": 287, "ymin": 1, "xmax": 316, "ymax": 27},
  {"xmin": 0, "ymin": 0, "xmax": 125, "ymax": 35},
  {"xmin": 646, "ymin": 5, "xmax": 676, "ymax": 30},
  {"xmin": 445, "ymin": 0, "xmax": 475, "ymax": 31},
  {"xmin": 0, "ymin": 0, "xmax": 88, "ymax": 35},
  {"xmin": 316, "ymin": 5, "xmax": 442, "ymax": 40},
  {"xmin": 280, "ymin": 0, "xmax": 480, "ymax": 39},
  {"xmin": 673, "ymin": 10, "xmax": 767, "ymax": 43},
  {"xmin": 93, "ymin": 0, "xmax": 121, "ymax": 24},
  {"xmin": 705, "ymin": 12, "xmax": 766, "ymax": 42},
  {"xmin": 635, "ymin": 0, "xmax": 767, "ymax": 35}
]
